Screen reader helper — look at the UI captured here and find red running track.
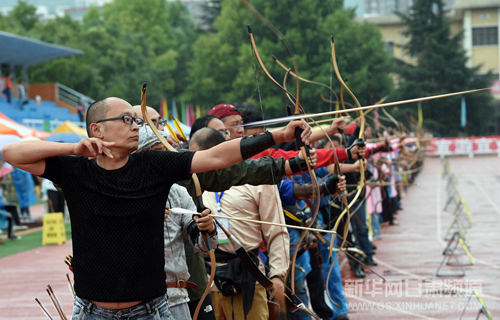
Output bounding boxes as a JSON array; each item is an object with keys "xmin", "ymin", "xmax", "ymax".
[{"xmin": 0, "ymin": 156, "xmax": 499, "ymax": 319}]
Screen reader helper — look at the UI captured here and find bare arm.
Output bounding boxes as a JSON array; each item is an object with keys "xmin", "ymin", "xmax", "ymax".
[
  {"xmin": 326, "ymin": 159, "xmax": 366, "ymax": 174},
  {"xmin": 2, "ymin": 138, "xmax": 114, "ymax": 176},
  {"xmin": 308, "ymin": 118, "xmax": 346, "ymax": 145},
  {"xmin": 191, "ymin": 120, "xmax": 311, "ymax": 174}
]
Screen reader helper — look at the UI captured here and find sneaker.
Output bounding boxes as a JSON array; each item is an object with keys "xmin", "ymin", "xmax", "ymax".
[
  {"xmin": 8, "ymin": 235, "xmax": 21, "ymax": 240},
  {"xmin": 374, "ymin": 234, "xmax": 382, "ymax": 240},
  {"xmin": 14, "ymin": 225, "xmax": 28, "ymax": 231},
  {"xmin": 335, "ymin": 315, "xmax": 349, "ymax": 320},
  {"xmin": 354, "ymin": 265, "xmax": 365, "ymax": 278}
]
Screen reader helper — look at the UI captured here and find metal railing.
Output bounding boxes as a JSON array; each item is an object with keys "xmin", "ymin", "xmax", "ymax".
[
  {"xmin": 56, "ymin": 82, "xmax": 94, "ymax": 109},
  {"xmin": 22, "ymin": 119, "xmax": 86, "ymax": 132}
]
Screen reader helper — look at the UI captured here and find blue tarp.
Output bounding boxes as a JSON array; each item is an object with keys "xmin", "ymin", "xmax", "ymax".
[{"xmin": 11, "ymin": 168, "xmax": 36, "ymax": 209}]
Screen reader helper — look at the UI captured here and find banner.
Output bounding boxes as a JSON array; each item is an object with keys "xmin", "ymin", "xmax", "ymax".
[{"xmin": 426, "ymin": 136, "xmax": 500, "ymax": 156}]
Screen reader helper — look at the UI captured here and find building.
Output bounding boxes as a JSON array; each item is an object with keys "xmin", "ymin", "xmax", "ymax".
[
  {"xmin": 357, "ymin": 0, "xmax": 500, "ymax": 78},
  {"xmin": 355, "ymin": 0, "xmax": 500, "ymax": 134}
]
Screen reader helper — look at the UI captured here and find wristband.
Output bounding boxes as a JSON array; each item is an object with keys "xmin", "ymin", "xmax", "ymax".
[
  {"xmin": 288, "ymin": 153, "xmax": 308, "ymax": 173},
  {"xmin": 240, "ymin": 131, "xmax": 276, "ymax": 160}
]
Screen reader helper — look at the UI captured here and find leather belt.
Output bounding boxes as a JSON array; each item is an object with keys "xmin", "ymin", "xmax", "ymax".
[{"xmin": 166, "ymin": 280, "xmax": 197, "ymax": 289}]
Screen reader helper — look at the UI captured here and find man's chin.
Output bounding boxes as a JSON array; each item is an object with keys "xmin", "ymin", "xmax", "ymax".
[{"xmin": 127, "ymin": 142, "xmax": 139, "ymax": 152}]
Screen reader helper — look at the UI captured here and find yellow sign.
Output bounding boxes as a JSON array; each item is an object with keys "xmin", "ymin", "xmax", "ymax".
[{"xmin": 42, "ymin": 213, "xmax": 67, "ymax": 246}]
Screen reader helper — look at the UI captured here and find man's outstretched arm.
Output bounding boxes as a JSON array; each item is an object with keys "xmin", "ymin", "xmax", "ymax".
[{"xmin": 191, "ymin": 120, "xmax": 311, "ymax": 174}]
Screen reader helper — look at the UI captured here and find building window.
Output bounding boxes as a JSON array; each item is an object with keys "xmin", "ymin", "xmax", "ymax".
[
  {"xmin": 472, "ymin": 27, "xmax": 498, "ymax": 46},
  {"xmin": 384, "ymin": 41, "xmax": 394, "ymax": 55}
]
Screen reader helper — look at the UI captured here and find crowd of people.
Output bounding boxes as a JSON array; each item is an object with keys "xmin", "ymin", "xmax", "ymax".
[
  {"xmin": 0, "ymin": 74, "xmax": 29, "ymax": 109},
  {"xmin": 1, "ymin": 96, "xmax": 424, "ymax": 320}
]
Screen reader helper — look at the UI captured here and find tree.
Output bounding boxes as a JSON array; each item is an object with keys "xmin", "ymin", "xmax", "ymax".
[
  {"xmin": 199, "ymin": 0, "xmax": 222, "ymax": 33},
  {"xmin": 391, "ymin": 0, "xmax": 493, "ymax": 136},
  {"xmin": 185, "ymin": 0, "xmax": 393, "ymax": 118},
  {"xmin": 9, "ymin": 0, "xmax": 38, "ymax": 32},
  {"xmin": 3, "ymin": 0, "xmax": 198, "ymax": 110}
]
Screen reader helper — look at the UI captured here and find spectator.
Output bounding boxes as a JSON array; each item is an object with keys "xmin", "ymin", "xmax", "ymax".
[
  {"xmin": 77, "ymin": 98, "xmax": 86, "ymax": 122},
  {"xmin": 17, "ymin": 81, "xmax": 28, "ymax": 110},
  {"xmin": 1, "ymin": 74, "xmax": 12, "ymax": 104},
  {"xmin": 42, "ymin": 178, "xmax": 66, "ymax": 215}
]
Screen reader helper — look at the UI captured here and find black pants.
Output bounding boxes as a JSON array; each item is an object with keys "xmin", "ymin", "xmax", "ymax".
[
  {"xmin": 6, "ymin": 215, "xmax": 14, "ymax": 238},
  {"xmin": 306, "ymin": 247, "xmax": 334, "ymax": 319},
  {"xmin": 48, "ymin": 190, "xmax": 66, "ymax": 213},
  {"xmin": 3, "ymin": 205, "xmax": 21, "ymax": 226},
  {"xmin": 382, "ymin": 196, "xmax": 396, "ymax": 223}
]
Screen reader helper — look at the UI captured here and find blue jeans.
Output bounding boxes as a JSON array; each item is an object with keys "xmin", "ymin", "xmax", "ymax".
[
  {"xmin": 371, "ymin": 212, "xmax": 381, "ymax": 238},
  {"xmin": 320, "ymin": 234, "xmax": 348, "ymax": 319},
  {"xmin": 72, "ymin": 295, "xmax": 171, "ymax": 320},
  {"xmin": 288, "ymin": 228, "xmax": 313, "ymax": 320}
]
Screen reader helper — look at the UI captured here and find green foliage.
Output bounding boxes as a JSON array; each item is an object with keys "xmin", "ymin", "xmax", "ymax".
[
  {"xmin": 392, "ymin": 0, "xmax": 493, "ymax": 136},
  {"xmin": 10, "ymin": 0, "xmax": 38, "ymax": 32},
  {"xmin": 184, "ymin": 0, "xmax": 393, "ymax": 118},
  {"xmin": 199, "ymin": 0, "xmax": 221, "ymax": 33},
  {"xmin": 2, "ymin": 0, "xmax": 197, "ymax": 109},
  {"xmin": 2, "ymin": 0, "xmax": 392, "ymax": 116}
]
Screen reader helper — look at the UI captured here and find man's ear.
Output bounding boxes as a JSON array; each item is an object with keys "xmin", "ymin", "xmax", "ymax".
[{"xmin": 89, "ymin": 123, "xmax": 104, "ymax": 139}]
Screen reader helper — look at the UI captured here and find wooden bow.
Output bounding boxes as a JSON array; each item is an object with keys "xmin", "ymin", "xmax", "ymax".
[{"xmin": 139, "ymin": 83, "xmax": 216, "ymax": 320}]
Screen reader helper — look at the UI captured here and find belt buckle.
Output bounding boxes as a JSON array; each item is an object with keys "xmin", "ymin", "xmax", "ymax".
[{"xmin": 177, "ymin": 279, "xmax": 185, "ymax": 290}]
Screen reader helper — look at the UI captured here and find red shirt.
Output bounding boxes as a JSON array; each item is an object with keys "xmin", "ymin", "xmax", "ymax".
[{"xmin": 251, "ymin": 148, "xmax": 348, "ymax": 170}]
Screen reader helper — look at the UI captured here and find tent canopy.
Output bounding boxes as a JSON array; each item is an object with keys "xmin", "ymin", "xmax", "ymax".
[
  {"xmin": 52, "ymin": 120, "xmax": 87, "ymax": 137},
  {"xmin": 0, "ymin": 31, "xmax": 83, "ymax": 67},
  {"xmin": 0, "ymin": 112, "xmax": 50, "ymax": 139}
]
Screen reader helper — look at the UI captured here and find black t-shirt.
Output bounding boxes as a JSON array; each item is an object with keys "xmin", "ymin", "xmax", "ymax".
[{"xmin": 41, "ymin": 150, "xmax": 195, "ymax": 302}]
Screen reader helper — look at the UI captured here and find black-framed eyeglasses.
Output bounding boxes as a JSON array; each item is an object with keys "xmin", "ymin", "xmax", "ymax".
[
  {"xmin": 152, "ymin": 118, "xmax": 167, "ymax": 128},
  {"xmin": 96, "ymin": 115, "xmax": 144, "ymax": 127}
]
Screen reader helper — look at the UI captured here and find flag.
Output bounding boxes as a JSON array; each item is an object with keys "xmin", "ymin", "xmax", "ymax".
[
  {"xmin": 171, "ymin": 98, "xmax": 178, "ymax": 119},
  {"xmin": 185, "ymin": 105, "xmax": 192, "ymax": 126},
  {"xmin": 188, "ymin": 105, "xmax": 195, "ymax": 126},
  {"xmin": 181, "ymin": 101, "xmax": 186, "ymax": 123},
  {"xmin": 460, "ymin": 97, "xmax": 466, "ymax": 128},
  {"xmin": 160, "ymin": 98, "xmax": 168, "ymax": 119},
  {"xmin": 195, "ymin": 104, "xmax": 201, "ymax": 119},
  {"xmin": 418, "ymin": 103, "xmax": 423, "ymax": 128}
]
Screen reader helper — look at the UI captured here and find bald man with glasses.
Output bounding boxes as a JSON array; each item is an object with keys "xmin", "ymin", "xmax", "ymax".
[{"xmin": 2, "ymin": 97, "xmax": 312, "ymax": 320}]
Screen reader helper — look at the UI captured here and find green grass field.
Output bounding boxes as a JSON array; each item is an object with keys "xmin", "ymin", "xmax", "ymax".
[{"xmin": 0, "ymin": 223, "xmax": 72, "ymax": 259}]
